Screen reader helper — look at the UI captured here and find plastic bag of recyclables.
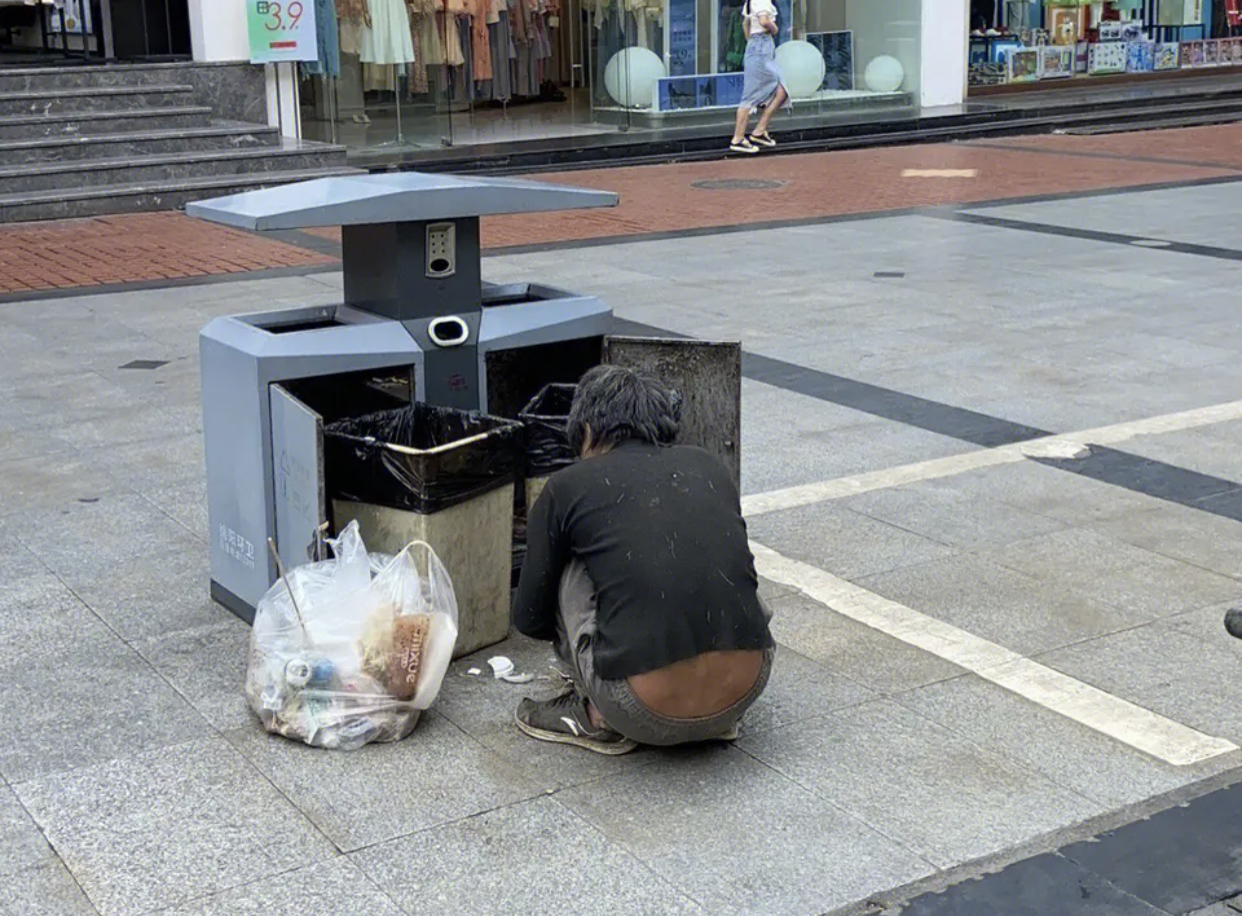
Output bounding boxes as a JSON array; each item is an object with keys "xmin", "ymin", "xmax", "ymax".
[{"xmin": 244, "ymin": 521, "xmax": 458, "ymax": 750}]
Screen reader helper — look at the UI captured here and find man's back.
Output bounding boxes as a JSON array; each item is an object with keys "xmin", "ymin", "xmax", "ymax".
[{"xmin": 513, "ymin": 440, "xmax": 772, "ymax": 681}]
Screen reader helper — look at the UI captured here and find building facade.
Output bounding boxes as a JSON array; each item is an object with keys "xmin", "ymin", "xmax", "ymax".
[{"xmin": 2, "ymin": 1, "xmax": 974, "ymax": 158}]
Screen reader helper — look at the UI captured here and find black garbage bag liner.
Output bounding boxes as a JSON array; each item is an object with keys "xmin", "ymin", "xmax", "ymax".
[
  {"xmin": 518, "ymin": 383, "xmax": 578, "ymax": 478},
  {"xmin": 325, "ymin": 404, "xmax": 522, "ymax": 514}
]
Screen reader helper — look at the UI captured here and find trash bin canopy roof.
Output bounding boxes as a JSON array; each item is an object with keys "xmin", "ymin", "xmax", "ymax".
[{"xmin": 185, "ymin": 172, "xmax": 619, "ymax": 231}]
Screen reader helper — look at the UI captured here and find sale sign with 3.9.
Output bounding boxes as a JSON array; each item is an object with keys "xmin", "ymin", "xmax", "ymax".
[{"xmin": 248, "ymin": 0, "xmax": 320, "ymax": 64}]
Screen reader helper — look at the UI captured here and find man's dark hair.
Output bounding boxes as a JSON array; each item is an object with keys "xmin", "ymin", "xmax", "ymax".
[{"xmin": 567, "ymin": 365, "xmax": 680, "ymax": 455}]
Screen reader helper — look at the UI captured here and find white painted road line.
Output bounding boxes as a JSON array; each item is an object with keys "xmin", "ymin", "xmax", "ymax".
[
  {"xmin": 752, "ymin": 542, "xmax": 1240, "ymax": 767},
  {"xmin": 742, "ymin": 399, "xmax": 1242, "ymax": 518}
]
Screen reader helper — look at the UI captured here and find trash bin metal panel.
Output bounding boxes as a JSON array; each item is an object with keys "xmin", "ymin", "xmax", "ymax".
[
  {"xmin": 186, "ymin": 173, "xmax": 619, "ymax": 232},
  {"xmin": 334, "ymin": 484, "xmax": 515, "ymax": 657},
  {"xmin": 202, "ymin": 331, "xmax": 271, "ymax": 624},
  {"xmin": 477, "ymin": 295, "xmax": 610, "ymax": 416},
  {"xmin": 202, "ymin": 313, "xmax": 427, "ymax": 620},
  {"xmin": 270, "ymin": 385, "xmax": 328, "ymax": 573},
  {"xmin": 605, "ymin": 337, "xmax": 742, "ymax": 491},
  {"xmin": 477, "ymin": 293, "xmax": 611, "ymax": 349}
]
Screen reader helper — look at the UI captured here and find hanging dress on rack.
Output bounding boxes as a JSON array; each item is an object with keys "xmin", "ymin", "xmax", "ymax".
[
  {"xmin": 488, "ymin": 0, "xmax": 513, "ymax": 101},
  {"xmin": 337, "ymin": 0, "xmax": 371, "ymax": 54},
  {"xmin": 405, "ymin": 0, "xmax": 432, "ymax": 93},
  {"xmin": 303, "ymin": 0, "xmax": 342, "ymax": 77},
  {"xmin": 362, "ymin": 0, "xmax": 418, "ymax": 63},
  {"xmin": 470, "ymin": 0, "xmax": 494, "ymax": 82}
]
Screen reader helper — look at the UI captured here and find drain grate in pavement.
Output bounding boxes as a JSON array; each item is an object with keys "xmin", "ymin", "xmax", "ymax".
[
  {"xmin": 119, "ymin": 359, "xmax": 169, "ymax": 371},
  {"xmin": 691, "ymin": 178, "xmax": 786, "ymax": 190}
]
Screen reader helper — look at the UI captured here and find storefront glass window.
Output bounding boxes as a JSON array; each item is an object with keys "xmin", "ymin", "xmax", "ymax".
[
  {"xmin": 299, "ymin": 0, "xmax": 922, "ymax": 159},
  {"xmin": 968, "ymin": 0, "xmax": 1242, "ymax": 92}
]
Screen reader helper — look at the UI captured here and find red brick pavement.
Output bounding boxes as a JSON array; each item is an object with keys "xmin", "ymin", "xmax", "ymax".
[
  {"xmin": 0, "ymin": 212, "xmax": 334, "ymax": 294},
  {"xmin": 1, "ymin": 123, "xmax": 1240, "ymax": 296},
  {"xmin": 978, "ymin": 122, "xmax": 1242, "ymax": 170}
]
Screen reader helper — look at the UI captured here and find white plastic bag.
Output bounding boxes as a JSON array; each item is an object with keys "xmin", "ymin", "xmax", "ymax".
[{"xmin": 244, "ymin": 521, "xmax": 459, "ymax": 750}]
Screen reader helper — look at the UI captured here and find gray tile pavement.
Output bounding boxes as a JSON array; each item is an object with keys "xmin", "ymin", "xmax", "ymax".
[
  {"xmin": 224, "ymin": 713, "xmax": 541, "ymax": 852},
  {"xmin": 155, "ymin": 859, "xmax": 402, "ymax": 916},
  {"xmin": 739, "ymin": 699, "xmax": 1103, "ymax": 868},
  {"xmin": 557, "ymin": 744, "xmax": 934, "ymax": 915},
  {"xmin": 0, "ymin": 783, "xmax": 96, "ymax": 916},
  {"xmin": 764, "ymin": 589, "xmax": 965, "ymax": 696},
  {"xmin": 980, "ymin": 528, "xmax": 1242, "ymax": 623},
  {"xmin": 14, "ymin": 737, "xmax": 336, "ymax": 916},
  {"xmin": 3, "ymin": 187, "xmax": 1242, "ymax": 913},
  {"xmin": 1039, "ymin": 615, "xmax": 1242, "ymax": 745},
  {"xmin": 859, "ymin": 552, "xmax": 1149, "ymax": 657},
  {"xmin": 893, "ymin": 675, "xmax": 1217, "ymax": 809},
  {"xmin": 748, "ymin": 500, "xmax": 960, "ymax": 581},
  {"xmin": 353, "ymin": 796, "xmax": 705, "ymax": 916}
]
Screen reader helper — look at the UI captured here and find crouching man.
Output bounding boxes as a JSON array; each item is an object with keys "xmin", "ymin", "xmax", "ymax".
[{"xmin": 512, "ymin": 365, "xmax": 775, "ymax": 755}]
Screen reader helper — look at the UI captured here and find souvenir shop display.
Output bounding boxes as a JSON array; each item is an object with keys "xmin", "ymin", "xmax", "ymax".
[
  {"xmin": 1088, "ymin": 40, "xmax": 1126, "ymax": 72},
  {"xmin": 1039, "ymin": 44, "xmax": 1073, "ymax": 76},
  {"xmin": 1126, "ymin": 39, "xmax": 1154, "ymax": 71},
  {"xmin": 968, "ymin": 0, "xmax": 1242, "ymax": 89},
  {"xmin": 1154, "ymin": 41, "xmax": 1180, "ymax": 68},
  {"xmin": 1008, "ymin": 46, "xmax": 1041, "ymax": 80}
]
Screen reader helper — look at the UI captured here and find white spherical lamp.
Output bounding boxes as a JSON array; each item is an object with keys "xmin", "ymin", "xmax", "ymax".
[
  {"xmin": 603, "ymin": 47, "xmax": 666, "ymax": 109},
  {"xmin": 864, "ymin": 55, "xmax": 905, "ymax": 92},
  {"xmin": 774, "ymin": 40, "xmax": 826, "ymax": 99}
]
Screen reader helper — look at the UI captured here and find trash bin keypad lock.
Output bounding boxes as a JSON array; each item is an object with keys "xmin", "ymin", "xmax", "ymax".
[
  {"xmin": 426, "ymin": 222, "xmax": 457, "ymax": 278},
  {"xmin": 428, "ymin": 316, "xmax": 470, "ymax": 348}
]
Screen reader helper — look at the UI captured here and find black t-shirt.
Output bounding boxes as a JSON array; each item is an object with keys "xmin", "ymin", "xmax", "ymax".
[{"xmin": 513, "ymin": 440, "xmax": 774, "ymax": 680}]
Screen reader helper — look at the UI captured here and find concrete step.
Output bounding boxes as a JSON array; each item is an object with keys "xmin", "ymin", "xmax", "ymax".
[
  {"xmin": 0, "ymin": 106, "xmax": 212, "ymax": 140},
  {"xmin": 0, "ymin": 122, "xmax": 282, "ymax": 165},
  {"xmin": 0, "ymin": 166, "xmax": 366, "ymax": 223},
  {"xmin": 0, "ymin": 85, "xmax": 195, "ymax": 117},
  {"xmin": 0, "ymin": 142, "xmax": 352, "ymax": 195},
  {"xmin": 1063, "ymin": 109, "xmax": 1242, "ymax": 135},
  {"xmin": 0, "ymin": 62, "xmax": 202, "ymax": 93}
]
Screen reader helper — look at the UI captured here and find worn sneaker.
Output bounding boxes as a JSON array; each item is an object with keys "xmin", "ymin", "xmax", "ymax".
[
  {"xmin": 729, "ymin": 138, "xmax": 759, "ymax": 154},
  {"xmin": 715, "ymin": 721, "xmax": 742, "ymax": 741},
  {"xmin": 515, "ymin": 689, "xmax": 638, "ymax": 755},
  {"xmin": 750, "ymin": 131, "xmax": 776, "ymax": 148}
]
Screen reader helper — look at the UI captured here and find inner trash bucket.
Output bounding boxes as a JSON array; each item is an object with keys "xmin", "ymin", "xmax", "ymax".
[
  {"xmin": 519, "ymin": 383, "xmax": 578, "ymax": 479},
  {"xmin": 324, "ymin": 404, "xmax": 521, "ymax": 514},
  {"xmin": 324, "ymin": 403, "xmax": 522, "ymax": 657}
]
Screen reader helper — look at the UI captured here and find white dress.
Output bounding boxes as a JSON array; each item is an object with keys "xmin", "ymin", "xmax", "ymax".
[{"xmin": 361, "ymin": 0, "xmax": 418, "ymax": 64}]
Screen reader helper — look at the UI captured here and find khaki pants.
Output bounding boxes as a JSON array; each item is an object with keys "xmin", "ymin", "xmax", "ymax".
[{"xmin": 554, "ymin": 559, "xmax": 774, "ymax": 746}]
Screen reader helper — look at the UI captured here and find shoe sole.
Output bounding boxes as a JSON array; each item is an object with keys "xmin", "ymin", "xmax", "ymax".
[
  {"xmin": 750, "ymin": 138, "xmax": 776, "ymax": 148},
  {"xmin": 514, "ymin": 711, "xmax": 639, "ymax": 755},
  {"xmin": 730, "ymin": 145, "xmax": 759, "ymax": 154}
]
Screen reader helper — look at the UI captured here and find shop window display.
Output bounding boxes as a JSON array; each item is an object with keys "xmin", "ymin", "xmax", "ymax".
[
  {"xmin": 969, "ymin": 0, "xmax": 1242, "ymax": 90},
  {"xmin": 299, "ymin": 0, "xmax": 919, "ymax": 154}
]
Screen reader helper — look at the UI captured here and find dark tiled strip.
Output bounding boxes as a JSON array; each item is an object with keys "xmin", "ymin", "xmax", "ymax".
[
  {"xmin": 614, "ymin": 319, "xmax": 1242, "ymax": 520},
  {"xmin": 898, "ymin": 779, "xmax": 1242, "ymax": 915},
  {"xmin": 937, "ymin": 210, "xmax": 1242, "ymax": 263},
  {"xmin": 741, "ymin": 350, "xmax": 1050, "ymax": 448},
  {"xmin": 1029, "ymin": 446, "xmax": 1242, "ymax": 523}
]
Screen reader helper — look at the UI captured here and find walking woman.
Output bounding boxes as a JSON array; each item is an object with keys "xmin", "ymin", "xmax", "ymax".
[{"xmin": 729, "ymin": 0, "xmax": 790, "ymax": 154}]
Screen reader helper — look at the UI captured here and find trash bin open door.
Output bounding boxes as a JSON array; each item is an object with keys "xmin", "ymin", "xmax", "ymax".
[
  {"xmin": 604, "ymin": 337, "xmax": 742, "ymax": 491},
  {"xmin": 270, "ymin": 384, "xmax": 329, "ymax": 578}
]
